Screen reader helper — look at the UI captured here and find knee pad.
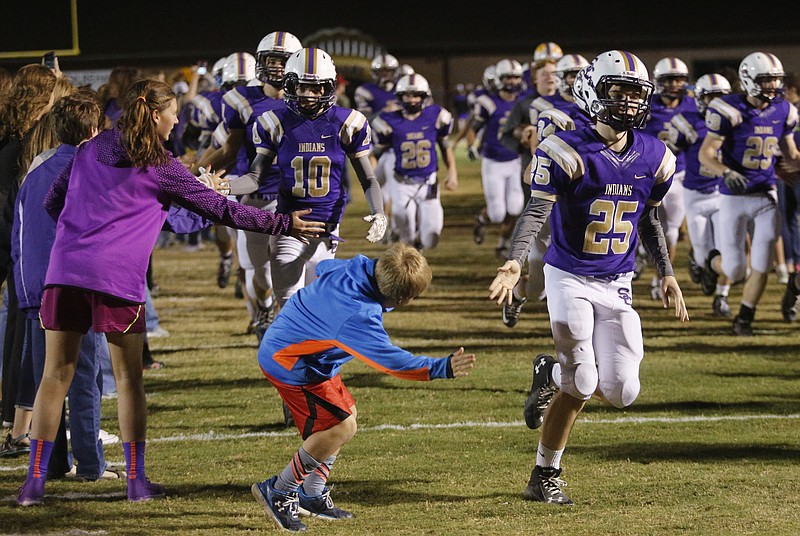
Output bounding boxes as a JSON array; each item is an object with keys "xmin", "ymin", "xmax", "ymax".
[
  {"xmin": 573, "ymin": 362, "xmax": 599, "ymax": 398},
  {"xmin": 599, "ymin": 376, "xmax": 640, "ymax": 408}
]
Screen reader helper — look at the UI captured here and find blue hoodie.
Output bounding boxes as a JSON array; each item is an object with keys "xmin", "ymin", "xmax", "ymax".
[{"xmin": 258, "ymin": 254, "xmax": 452, "ymax": 385}]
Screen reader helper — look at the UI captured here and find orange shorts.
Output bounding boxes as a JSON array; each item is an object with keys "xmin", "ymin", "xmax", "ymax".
[{"xmin": 261, "ymin": 369, "xmax": 355, "ymax": 439}]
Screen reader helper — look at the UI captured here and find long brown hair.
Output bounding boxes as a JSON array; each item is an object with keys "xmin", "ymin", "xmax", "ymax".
[
  {"xmin": 118, "ymin": 79, "xmax": 175, "ymax": 167},
  {"xmin": 0, "ymin": 64, "xmax": 57, "ymax": 141},
  {"xmin": 19, "ymin": 78, "xmax": 78, "ymax": 174}
]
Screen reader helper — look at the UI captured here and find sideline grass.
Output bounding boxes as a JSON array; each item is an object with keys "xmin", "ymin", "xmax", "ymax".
[{"xmin": 2, "ymin": 147, "xmax": 800, "ymax": 535}]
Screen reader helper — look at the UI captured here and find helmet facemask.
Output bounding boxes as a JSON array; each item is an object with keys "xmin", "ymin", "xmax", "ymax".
[
  {"xmin": 656, "ymin": 75, "xmax": 688, "ymax": 100},
  {"xmin": 257, "ymin": 52, "xmax": 291, "ymax": 88},
  {"xmin": 398, "ymin": 91, "xmax": 427, "ymax": 114},
  {"xmin": 594, "ymin": 78, "xmax": 653, "ymax": 130},
  {"xmin": 284, "ymin": 75, "xmax": 336, "ymax": 118},
  {"xmin": 753, "ymin": 75, "xmax": 785, "ymax": 103}
]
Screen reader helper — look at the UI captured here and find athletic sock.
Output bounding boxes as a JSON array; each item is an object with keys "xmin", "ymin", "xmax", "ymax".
[
  {"xmin": 28, "ymin": 439, "xmax": 54, "ymax": 480},
  {"xmin": 275, "ymin": 447, "xmax": 320, "ymax": 493},
  {"xmin": 123, "ymin": 441, "xmax": 146, "ymax": 480},
  {"xmin": 536, "ymin": 442, "xmax": 564, "ymax": 470},
  {"xmin": 716, "ymin": 284, "xmax": 730, "ymax": 297},
  {"xmin": 301, "ymin": 455, "xmax": 336, "ymax": 496}
]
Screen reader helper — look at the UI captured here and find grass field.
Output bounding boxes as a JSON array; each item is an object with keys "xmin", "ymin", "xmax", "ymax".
[{"xmin": 2, "ymin": 147, "xmax": 800, "ymax": 535}]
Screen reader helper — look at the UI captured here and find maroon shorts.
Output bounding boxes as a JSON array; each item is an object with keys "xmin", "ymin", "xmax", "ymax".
[
  {"xmin": 261, "ymin": 370, "xmax": 355, "ymax": 440},
  {"xmin": 39, "ymin": 286, "xmax": 146, "ymax": 334}
]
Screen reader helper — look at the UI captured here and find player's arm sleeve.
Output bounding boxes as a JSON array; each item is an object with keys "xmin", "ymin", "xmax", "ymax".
[
  {"xmin": 227, "ymin": 152, "xmax": 273, "ymax": 195},
  {"xmin": 507, "ymin": 196, "xmax": 554, "ymax": 265},
  {"xmin": 638, "ymin": 205, "xmax": 675, "ymax": 278},
  {"xmin": 351, "ymin": 155, "xmax": 384, "ymax": 215},
  {"xmin": 337, "ymin": 314, "xmax": 452, "ymax": 380}
]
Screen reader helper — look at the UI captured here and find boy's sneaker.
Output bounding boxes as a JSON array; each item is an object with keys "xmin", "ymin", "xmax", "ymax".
[
  {"xmin": 701, "ymin": 249, "xmax": 720, "ymax": 296},
  {"xmin": 781, "ymin": 273, "xmax": 800, "ymax": 323},
  {"xmin": 252, "ymin": 476, "xmax": 307, "ymax": 532},
  {"xmin": 524, "ymin": 465, "xmax": 573, "ymax": 505},
  {"xmin": 731, "ymin": 315, "xmax": 754, "ymax": 337},
  {"xmin": 127, "ymin": 477, "xmax": 166, "ymax": 502},
  {"xmin": 712, "ymin": 295, "xmax": 731, "ymax": 318},
  {"xmin": 523, "ymin": 354, "xmax": 558, "ymax": 430},
  {"xmin": 298, "ymin": 485, "xmax": 354, "ymax": 520},
  {"xmin": 502, "ymin": 295, "xmax": 527, "ymax": 328},
  {"xmin": 17, "ymin": 477, "xmax": 45, "ymax": 506}
]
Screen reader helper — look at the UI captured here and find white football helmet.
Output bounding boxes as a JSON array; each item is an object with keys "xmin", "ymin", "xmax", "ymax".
[
  {"xmin": 572, "ymin": 50, "xmax": 654, "ymax": 130},
  {"xmin": 395, "ymin": 73, "xmax": 431, "ymax": 114},
  {"xmin": 555, "ymin": 54, "xmax": 589, "ymax": 94},
  {"xmin": 221, "ymin": 52, "xmax": 256, "ymax": 88},
  {"xmin": 482, "ymin": 65, "xmax": 497, "ymax": 92},
  {"xmin": 693, "ymin": 73, "xmax": 732, "ymax": 114},
  {"xmin": 284, "ymin": 47, "xmax": 337, "ymax": 118},
  {"xmin": 256, "ymin": 31, "xmax": 302, "ymax": 88},
  {"xmin": 212, "ymin": 56, "xmax": 227, "ymax": 88},
  {"xmin": 495, "ymin": 59, "xmax": 523, "ymax": 93},
  {"xmin": 533, "ymin": 42, "xmax": 564, "ymax": 62},
  {"xmin": 398, "ymin": 64, "xmax": 415, "ymax": 77},
  {"xmin": 371, "ymin": 53, "xmax": 400, "ymax": 88},
  {"xmin": 653, "ymin": 57, "xmax": 689, "ymax": 99},
  {"xmin": 739, "ymin": 51, "xmax": 785, "ymax": 102}
]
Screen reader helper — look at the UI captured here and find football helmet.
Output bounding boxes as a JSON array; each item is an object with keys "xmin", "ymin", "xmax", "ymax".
[
  {"xmin": 395, "ymin": 73, "xmax": 431, "ymax": 114},
  {"xmin": 256, "ymin": 31, "xmax": 303, "ymax": 88},
  {"xmin": 212, "ymin": 56, "xmax": 227, "ymax": 88},
  {"xmin": 371, "ymin": 53, "xmax": 400, "ymax": 88},
  {"xmin": 533, "ymin": 42, "xmax": 564, "ymax": 62},
  {"xmin": 221, "ymin": 52, "xmax": 256, "ymax": 88},
  {"xmin": 482, "ymin": 65, "xmax": 497, "ymax": 92},
  {"xmin": 495, "ymin": 59, "xmax": 524, "ymax": 93},
  {"xmin": 693, "ymin": 73, "xmax": 732, "ymax": 114},
  {"xmin": 398, "ymin": 64, "xmax": 415, "ymax": 77},
  {"xmin": 739, "ymin": 52, "xmax": 785, "ymax": 102},
  {"xmin": 555, "ymin": 54, "xmax": 589, "ymax": 94},
  {"xmin": 284, "ymin": 47, "xmax": 337, "ymax": 118},
  {"xmin": 653, "ymin": 57, "xmax": 689, "ymax": 99},
  {"xmin": 572, "ymin": 50, "xmax": 654, "ymax": 130}
]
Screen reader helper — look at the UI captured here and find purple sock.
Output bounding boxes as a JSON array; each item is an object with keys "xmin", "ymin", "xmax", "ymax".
[
  {"xmin": 123, "ymin": 441, "xmax": 146, "ymax": 480},
  {"xmin": 28, "ymin": 439, "xmax": 54, "ymax": 480}
]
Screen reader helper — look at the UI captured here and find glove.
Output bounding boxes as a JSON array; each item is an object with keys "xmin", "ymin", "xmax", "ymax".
[
  {"xmin": 723, "ymin": 168, "xmax": 748, "ymax": 194},
  {"xmin": 363, "ymin": 213, "xmax": 388, "ymax": 243},
  {"xmin": 467, "ymin": 146, "xmax": 479, "ymax": 161}
]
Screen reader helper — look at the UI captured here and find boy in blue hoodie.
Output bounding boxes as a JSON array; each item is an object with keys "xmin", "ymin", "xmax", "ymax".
[{"xmin": 252, "ymin": 242, "xmax": 476, "ymax": 532}]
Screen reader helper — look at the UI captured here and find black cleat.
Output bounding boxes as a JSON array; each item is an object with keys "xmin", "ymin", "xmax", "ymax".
[
  {"xmin": 781, "ymin": 273, "xmax": 799, "ymax": 323},
  {"xmin": 502, "ymin": 295, "xmax": 527, "ymax": 328},
  {"xmin": 700, "ymin": 249, "xmax": 720, "ymax": 296},
  {"xmin": 254, "ymin": 302, "xmax": 276, "ymax": 342},
  {"xmin": 473, "ymin": 214, "xmax": 488, "ymax": 245},
  {"xmin": 523, "ymin": 354, "xmax": 558, "ymax": 430},
  {"xmin": 688, "ymin": 249, "xmax": 702, "ymax": 284},
  {"xmin": 523, "ymin": 466, "xmax": 573, "ymax": 505},
  {"xmin": 731, "ymin": 315, "xmax": 753, "ymax": 336},
  {"xmin": 217, "ymin": 254, "xmax": 234, "ymax": 288}
]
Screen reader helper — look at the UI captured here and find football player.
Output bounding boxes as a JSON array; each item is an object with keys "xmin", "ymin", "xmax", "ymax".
[
  {"xmin": 699, "ymin": 52, "xmax": 800, "ymax": 335},
  {"xmin": 490, "ymin": 50, "xmax": 688, "ymax": 505},
  {"xmin": 370, "ymin": 73, "xmax": 458, "ymax": 250}
]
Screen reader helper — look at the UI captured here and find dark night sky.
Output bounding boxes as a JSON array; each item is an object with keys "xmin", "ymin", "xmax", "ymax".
[{"xmin": 3, "ymin": 1, "xmax": 800, "ymax": 69}]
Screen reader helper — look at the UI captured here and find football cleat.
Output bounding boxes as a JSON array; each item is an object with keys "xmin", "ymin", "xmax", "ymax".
[
  {"xmin": 473, "ymin": 213, "xmax": 488, "ymax": 245},
  {"xmin": 687, "ymin": 249, "xmax": 702, "ymax": 284},
  {"xmin": 523, "ymin": 354, "xmax": 558, "ymax": 430},
  {"xmin": 502, "ymin": 295, "xmax": 527, "ymax": 328},
  {"xmin": 731, "ymin": 315, "xmax": 753, "ymax": 336},
  {"xmin": 523, "ymin": 466, "xmax": 573, "ymax": 505},
  {"xmin": 781, "ymin": 273, "xmax": 800, "ymax": 323},
  {"xmin": 217, "ymin": 254, "xmax": 234, "ymax": 289},
  {"xmin": 298, "ymin": 485, "xmax": 354, "ymax": 520},
  {"xmin": 252, "ymin": 477, "xmax": 307, "ymax": 532},
  {"xmin": 649, "ymin": 279, "xmax": 663, "ymax": 301},
  {"xmin": 712, "ymin": 295, "xmax": 731, "ymax": 318},
  {"xmin": 254, "ymin": 302, "xmax": 276, "ymax": 342},
  {"xmin": 701, "ymin": 249, "xmax": 720, "ymax": 296}
]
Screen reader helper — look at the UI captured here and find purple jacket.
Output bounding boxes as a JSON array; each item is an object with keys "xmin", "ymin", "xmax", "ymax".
[{"xmin": 44, "ymin": 128, "xmax": 292, "ymax": 303}]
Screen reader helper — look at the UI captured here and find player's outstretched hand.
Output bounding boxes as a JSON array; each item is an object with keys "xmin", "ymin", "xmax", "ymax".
[
  {"xmin": 661, "ymin": 275, "xmax": 689, "ymax": 322},
  {"xmin": 449, "ymin": 347, "xmax": 476, "ymax": 378},
  {"xmin": 290, "ymin": 209, "xmax": 326, "ymax": 243},
  {"xmin": 488, "ymin": 260, "xmax": 522, "ymax": 305}
]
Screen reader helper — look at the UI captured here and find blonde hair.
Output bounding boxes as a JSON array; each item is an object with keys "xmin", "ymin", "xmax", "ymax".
[
  {"xmin": 0, "ymin": 64, "xmax": 57, "ymax": 140},
  {"xmin": 375, "ymin": 243, "xmax": 432, "ymax": 302},
  {"xmin": 118, "ymin": 79, "xmax": 175, "ymax": 167}
]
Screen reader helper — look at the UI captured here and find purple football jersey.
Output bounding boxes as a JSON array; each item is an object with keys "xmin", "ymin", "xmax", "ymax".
[
  {"xmin": 221, "ymin": 85, "xmax": 270, "ymax": 176},
  {"xmin": 531, "ymin": 127, "xmax": 676, "ymax": 277},
  {"xmin": 642, "ymin": 95, "xmax": 696, "ymax": 173},
  {"xmin": 535, "ymin": 99, "xmax": 592, "ymax": 143},
  {"xmin": 372, "ymin": 104, "xmax": 454, "ymax": 181},
  {"xmin": 354, "ymin": 82, "xmax": 398, "ymax": 118},
  {"xmin": 473, "ymin": 93, "xmax": 519, "ymax": 162},
  {"xmin": 188, "ymin": 90, "xmax": 223, "ymax": 133},
  {"xmin": 705, "ymin": 93, "xmax": 798, "ymax": 194},
  {"xmin": 670, "ymin": 107, "xmax": 720, "ymax": 193},
  {"xmin": 252, "ymin": 105, "xmax": 372, "ymax": 224}
]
